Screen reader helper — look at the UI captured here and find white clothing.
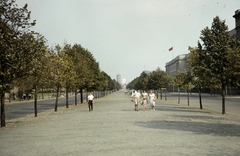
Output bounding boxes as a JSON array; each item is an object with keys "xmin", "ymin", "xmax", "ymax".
[
  {"xmin": 88, "ymin": 94, "xmax": 94, "ymax": 100},
  {"xmin": 149, "ymin": 93, "xmax": 155, "ymax": 106},
  {"xmin": 142, "ymin": 93, "xmax": 148, "ymax": 99},
  {"xmin": 133, "ymin": 92, "xmax": 141, "ymax": 98}
]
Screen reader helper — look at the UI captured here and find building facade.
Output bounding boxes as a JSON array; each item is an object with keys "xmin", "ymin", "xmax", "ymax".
[
  {"xmin": 232, "ymin": 9, "xmax": 240, "ymax": 40},
  {"xmin": 165, "ymin": 54, "xmax": 189, "ymax": 77}
]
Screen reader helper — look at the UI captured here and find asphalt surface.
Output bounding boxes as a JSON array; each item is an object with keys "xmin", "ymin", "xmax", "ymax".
[
  {"xmin": 0, "ymin": 91, "xmax": 240, "ymax": 156},
  {"xmin": 3, "ymin": 94, "xmax": 85, "ymax": 121},
  {"xmin": 161, "ymin": 92, "xmax": 240, "ymax": 116}
]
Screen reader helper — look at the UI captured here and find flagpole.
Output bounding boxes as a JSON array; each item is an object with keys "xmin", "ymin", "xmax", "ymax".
[{"xmin": 169, "ymin": 46, "xmax": 174, "ymax": 59}]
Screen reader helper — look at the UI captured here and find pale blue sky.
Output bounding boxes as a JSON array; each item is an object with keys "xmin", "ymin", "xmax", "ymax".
[{"xmin": 16, "ymin": 0, "xmax": 240, "ymax": 83}]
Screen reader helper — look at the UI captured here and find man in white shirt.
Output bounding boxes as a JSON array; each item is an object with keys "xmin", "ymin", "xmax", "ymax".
[
  {"xmin": 131, "ymin": 89, "xmax": 141, "ymax": 111},
  {"xmin": 87, "ymin": 92, "xmax": 94, "ymax": 111}
]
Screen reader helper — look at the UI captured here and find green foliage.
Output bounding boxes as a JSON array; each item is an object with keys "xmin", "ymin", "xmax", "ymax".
[
  {"xmin": 148, "ymin": 68, "xmax": 170, "ymax": 90},
  {"xmin": 226, "ymin": 40, "xmax": 240, "ymax": 86},
  {"xmin": 0, "ymin": 0, "xmax": 36, "ymax": 93},
  {"xmin": 138, "ymin": 72, "xmax": 149, "ymax": 90},
  {"xmin": 127, "ymin": 68, "xmax": 171, "ymax": 90},
  {"xmin": 199, "ymin": 16, "xmax": 232, "ymax": 85},
  {"xmin": 189, "ymin": 16, "xmax": 238, "ymax": 89},
  {"xmin": 0, "ymin": 0, "xmax": 38, "ymax": 126},
  {"xmin": 188, "ymin": 16, "xmax": 240, "ymax": 114},
  {"xmin": 173, "ymin": 71, "xmax": 185, "ymax": 87}
]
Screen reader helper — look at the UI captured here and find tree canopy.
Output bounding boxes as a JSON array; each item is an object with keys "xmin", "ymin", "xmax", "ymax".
[{"xmin": 188, "ymin": 16, "xmax": 240, "ymax": 114}]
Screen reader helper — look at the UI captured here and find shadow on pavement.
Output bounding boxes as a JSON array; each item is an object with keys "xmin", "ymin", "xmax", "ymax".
[
  {"xmin": 154, "ymin": 105, "xmax": 211, "ymax": 114},
  {"xmin": 135, "ymin": 103, "xmax": 240, "ymax": 137},
  {"xmin": 135, "ymin": 119, "xmax": 240, "ymax": 137}
]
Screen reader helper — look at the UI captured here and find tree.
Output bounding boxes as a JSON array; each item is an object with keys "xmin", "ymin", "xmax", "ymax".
[
  {"xmin": 67, "ymin": 44, "xmax": 88, "ymax": 104},
  {"xmin": 48, "ymin": 45, "xmax": 67, "ymax": 112},
  {"xmin": 182, "ymin": 70, "xmax": 194, "ymax": 106},
  {"xmin": 188, "ymin": 45, "xmax": 219, "ymax": 109},
  {"xmin": 148, "ymin": 68, "xmax": 171, "ymax": 99},
  {"xmin": 226, "ymin": 40, "xmax": 240, "ymax": 88},
  {"xmin": 0, "ymin": 0, "xmax": 36, "ymax": 127},
  {"xmin": 194, "ymin": 16, "xmax": 234, "ymax": 114},
  {"xmin": 61, "ymin": 44, "xmax": 77, "ymax": 108},
  {"xmin": 138, "ymin": 72, "xmax": 149, "ymax": 91},
  {"xmin": 127, "ymin": 77, "xmax": 139, "ymax": 90},
  {"xmin": 173, "ymin": 72, "xmax": 185, "ymax": 104},
  {"xmin": 13, "ymin": 32, "xmax": 47, "ymax": 117}
]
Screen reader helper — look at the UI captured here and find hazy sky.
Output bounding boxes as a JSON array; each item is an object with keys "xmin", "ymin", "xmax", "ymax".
[{"xmin": 16, "ymin": 0, "xmax": 239, "ymax": 83}]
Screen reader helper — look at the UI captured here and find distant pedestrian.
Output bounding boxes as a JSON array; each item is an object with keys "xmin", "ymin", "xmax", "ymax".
[
  {"xmin": 22, "ymin": 93, "xmax": 26, "ymax": 100},
  {"xmin": 131, "ymin": 89, "xmax": 141, "ymax": 111},
  {"xmin": 149, "ymin": 90, "xmax": 156, "ymax": 111},
  {"xmin": 142, "ymin": 90, "xmax": 149, "ymax": 111},
  {"xmin": 87, "ymin": 92, "xmax": 94, "ymax": 111}
]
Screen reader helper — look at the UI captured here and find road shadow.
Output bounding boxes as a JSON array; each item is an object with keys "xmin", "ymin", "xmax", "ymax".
[
  {"xmin": 154, "ymin": 104, "xmax": 211, "ymax": 114},
  {"xmin": 135, "ymin": 119, "xmax": 240, "ymax": 137},
  {"xmin": 135, "ymin": 103, "xmax": 240, "ymax": 137}
]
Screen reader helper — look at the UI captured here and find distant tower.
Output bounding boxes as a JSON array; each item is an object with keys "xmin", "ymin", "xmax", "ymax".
[
  {"xmin": 116, "ymin": 74, "xmax": 121, "ymax": 85},
  {"xmin": 233, "ymin": 9, "xmax": 240, "ymax": 40}
]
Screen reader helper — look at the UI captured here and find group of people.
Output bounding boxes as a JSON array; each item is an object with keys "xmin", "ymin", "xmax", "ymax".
[
  {"xmin": 131, "ymin": 90, "xmax": 156, "ymax": 111},
  {"xmin": 87, "ymin": 90, "xmax": 156, "ymax": 112}
]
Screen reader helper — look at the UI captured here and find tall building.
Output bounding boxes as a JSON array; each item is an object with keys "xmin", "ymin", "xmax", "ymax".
[{"xmin": 116, "ymin": 74, "xmax": 121, "ymax": 85}]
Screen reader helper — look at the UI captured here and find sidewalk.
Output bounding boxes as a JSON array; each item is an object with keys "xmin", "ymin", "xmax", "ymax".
[{"xmin": 0, "ymin": 91, "xmax": 240, "ymax": 156}]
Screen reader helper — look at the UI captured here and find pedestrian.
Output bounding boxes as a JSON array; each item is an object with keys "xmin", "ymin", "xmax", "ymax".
[
  {"xmin": 22, "ymin": 93, "xmax": 26, "ymax": 100},
  {"xmin": 149, "ymin": 90, "xmax": 156, "ymax": 111},
  {"xmin": 131, "ymin": 89, "xmax": 141, "ymax": 111},
  {"xmin": 87, "ymin": 92, "xmax": 94, "ymax": 111},
  {"xmin": 141, "ymin": 90, "xmax": 149, "ymax": 111}
]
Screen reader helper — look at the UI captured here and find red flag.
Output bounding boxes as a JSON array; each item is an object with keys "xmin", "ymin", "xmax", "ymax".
[{"xmin": 169, "ymin": 47, "xmax": 173, "ymax": 51}]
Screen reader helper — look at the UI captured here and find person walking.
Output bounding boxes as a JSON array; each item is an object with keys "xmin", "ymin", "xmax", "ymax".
[
  {"xmin": 149, "ymin": 90, "xmax": 156, "ymax": 111},
  {"xmin": 131, "ymin": 89, "xmax": 141, "ymax": 111},
  {"xmin": 141, "ymin": 90, "xmax": 149, "ymax": 111},
  {"xmin": 87, "ymin": 92, "xmax": 94, "ymax": 111}
]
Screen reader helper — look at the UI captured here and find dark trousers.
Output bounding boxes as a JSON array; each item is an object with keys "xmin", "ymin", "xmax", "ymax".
[{"xmin": 88, "ymin": 100, "xmax": 93, "ymax": 111}]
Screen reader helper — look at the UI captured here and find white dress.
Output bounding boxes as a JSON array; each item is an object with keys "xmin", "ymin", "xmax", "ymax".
[{"xmin": 149, "ymin": 93, "xmax": 155, "ymax": 106}]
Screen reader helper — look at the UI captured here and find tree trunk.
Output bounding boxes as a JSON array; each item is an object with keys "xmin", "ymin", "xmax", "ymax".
[
  {"xmin": 165, "ymin": 90, "xmax": 167, "ymax": 101},
  {"xmin": 80, "ymin": 89, "xmax": 83, "ymax": 103},
  {"xmin": 160, "ymin": 89, "xmax": 163, "ymax": 100},
  {"xmin": 74, "ymin": 90, "xmax": 77, "ymax": 105},
  {"xmin": 230, "ymin": 86, "xmax": 232, "ymax": 97},
  {"xmin": 222, "ymin": 84, "xmax": 226, "ymax": 114},
  {"xmin": 86, "ymin": 91, "xmax": 88, "ymax": 102},
  {"xmin": 66, "ymin": 87, "xmax": 69, "ymax": 108},
  {"xmin": 34, "ymin": 86, "xmax": 38, "ymax": 117},
  {"xmin": 1, "ymin": 92, "xmax": 6, "ymax": 127},
  {"xmin": 54, "ymin": 86, "xmax": 59, "ymax": 112},
  {"xmin": 42, "ymin": 88, "xmax": 44, "ymax": 99},
  {"xmin": 199, "ymin": 88, "xmax": 203, "ymax": 109},
  {"xmin": 187, "ymin": 88, "xmax": 189, "ymax": 106},
  {"xmin": 178, "ymin": 86, "xmax": 180, "ymax": 104}
]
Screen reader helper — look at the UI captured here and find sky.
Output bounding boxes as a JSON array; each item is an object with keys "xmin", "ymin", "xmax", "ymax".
[{"xmin": 16, "ymin": 0, "xmax": 240, "ymax": 84}]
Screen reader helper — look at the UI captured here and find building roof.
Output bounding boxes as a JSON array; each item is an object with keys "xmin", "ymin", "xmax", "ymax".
[
  {"xmin": 165, "ymin": 54, "xmax": 189, "ymax": 67},
  {"xmin": 233, "ymin": 9, "xmax": 240, "ymax": 18}
]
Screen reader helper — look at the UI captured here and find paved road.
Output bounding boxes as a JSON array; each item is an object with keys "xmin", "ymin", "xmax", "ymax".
[
  {"xmin": 3, "ymin": 94, "xmax": 84, "ymax": 121},
  {"xmin": 0, "ymin": 91, "xmax": 240, "ymax": 156},
  {"xmin": 161, "ymin": 92, "xmax": 240, "ymax": 116}
]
